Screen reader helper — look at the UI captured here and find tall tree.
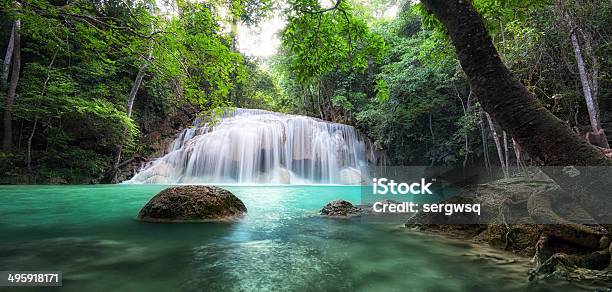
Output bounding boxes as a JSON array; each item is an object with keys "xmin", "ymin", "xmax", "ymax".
[
  {"xmin": 421, "ymin": 0, "xmax": 612, "ymax": 272},
  {"xmin": 555, "ymin": 0, "xmax": 609, "ymax": 148},
  {"xmin": 1, "ymin": 22, "xmax": 15, "ymax": 88},
  {"xmin": 419, "ymin": 0, "xmax": 609, "ymax": 167},
  {"xmin": 104, "ymin": 39, "xmax": 154, "ymax": 183},
  {"xmin": 3, "ymin": 19, "xmax": 20, "ymax": 151}
]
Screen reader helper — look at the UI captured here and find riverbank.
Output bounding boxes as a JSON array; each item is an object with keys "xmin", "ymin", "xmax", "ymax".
[{"xmin": 403, "ymin": 177, "xmax": 612, "ymax": 285}]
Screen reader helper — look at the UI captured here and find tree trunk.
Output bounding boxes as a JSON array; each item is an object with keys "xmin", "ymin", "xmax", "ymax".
[
  {"xmin": 479, "ymin": 111, "xmax": 491, "ymax": 168},
  {"xmin": 318, "ymin": 80, "xmax": 327, "ymax": 120},
  {"xmin": 317, "ymin": 82, "xmax": 325, "ymax": 120},
  {"xmin": 3, "ymin": 19, "xmax": 20, "ymax": 151},
  {"xmin": 26, "ymin": 116, "xmax": 37, "ymax": 171},
  {"xmin": 307, "ymin": 85, "xmax": 317, "ymax": 115},
  {"xmin": 503, "ymin": 130, "xmax": 509, "ymax": 173},
  {"xmin": 107, "ymin": 61, "xmax": 148, "ymax": 182},
  {"xmin": 16, "ymin": 121, "xmax": 22, "ymax": 151},
  {"xmin": 570, "ymin": 32, "xmax": 599, "ymax": 131},
  {"xmin": 26, "ymin": 51, "xmax": 56, "ymax": 171},
  {"xmin": 485, "ymin": 112, "xmax": 507, "ymax": 177},
  {"xmin": 457, "ymin": 90, "xmax": 471, "ymax": 168},
  {"xmin": 420, "ymin": 0, "xmax": 612, "ymax": 225},
  {"xmin": 428, "ymin": 113, "xmax": 435, "ymax": 143},
  {"xmin": 1, "ymin": 22, "xmax": 15, "ymax": 89},
  {"xmin": 555, "ymin": 0, "xmax": 608, "ymax": 148},
  {"xmin": 512, "ymin": 137, "xmax": 524, "ymax": 171},
  {"xmin": 126, "ymin": 61, "xmax": 150, "ymax": 118}
]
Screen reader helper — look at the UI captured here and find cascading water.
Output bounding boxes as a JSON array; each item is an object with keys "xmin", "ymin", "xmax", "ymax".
[{"xmin": 127, "ymin": 108, "xmax": 375, "ymax": 184}]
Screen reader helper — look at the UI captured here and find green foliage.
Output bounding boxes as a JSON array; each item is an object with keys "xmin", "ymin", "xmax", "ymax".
[
  {"xmin": 276, "ymin": 1, "xmax": 570, "ymax": 166},
  {"xmin": 281, "ymin": 0, "xmax": 386, "ymax": 83},
  {"xmin": 154, "ymin": 2, "xmax": 244, "ymax": 107},
  {"xmin": 374, "ymin": 78, "xmax": 389, "ymax": 103},
  {"xmin": 0, "ymin": 0, "xmax": 263, "ymax": 183},
  {"xmin": 2, "ymin": 0, "xmax": 612, "ymax": 182},
  {"xmin": 273, "ymin": 3, "xmax": 483, "ymax": 165},
  {"xmin": 233, "ymin": 60, "xmax": 283, "ymax": 111}
]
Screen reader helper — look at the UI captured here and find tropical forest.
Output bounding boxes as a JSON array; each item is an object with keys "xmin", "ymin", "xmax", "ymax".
[{"xmin": 1, "ymin": 0, "xmax": 612, "ymax": 291}]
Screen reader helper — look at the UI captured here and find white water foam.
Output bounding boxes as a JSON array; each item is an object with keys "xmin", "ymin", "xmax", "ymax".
[{"xmin": 127, "ymin": 108, "xmax": 375, "ymax": 184}]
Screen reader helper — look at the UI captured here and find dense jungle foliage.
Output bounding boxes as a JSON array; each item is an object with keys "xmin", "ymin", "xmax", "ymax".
[{"xmin": 1, "ymin": 0, "xmax": 611, "ymax": 183}]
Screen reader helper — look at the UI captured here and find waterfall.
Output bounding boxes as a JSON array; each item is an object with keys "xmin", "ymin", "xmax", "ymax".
[{"xmin": 127, "ymin": 108, "xmax": 375, "ymax": 185}]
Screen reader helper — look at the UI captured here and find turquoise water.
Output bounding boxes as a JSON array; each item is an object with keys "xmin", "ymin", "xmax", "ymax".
[{"xmin": 0, "ymin": 185, "xmax": 596, "ymax": 291}]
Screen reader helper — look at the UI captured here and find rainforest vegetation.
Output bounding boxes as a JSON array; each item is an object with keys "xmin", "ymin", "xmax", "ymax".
[{"xmin": 1, "ymin": 0, "xmax": 612, "ymax": 183}]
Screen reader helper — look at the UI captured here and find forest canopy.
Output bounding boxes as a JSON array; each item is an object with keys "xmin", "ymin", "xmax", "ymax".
[{"xmin": 1, "ymin": 0, "xmax": 611, "ymax": 183}]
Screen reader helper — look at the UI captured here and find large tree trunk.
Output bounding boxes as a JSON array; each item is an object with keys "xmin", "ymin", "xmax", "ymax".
[
  {"xmin": 421, "ymin": 0, "xmax": 612, "ymax": 228},
  {"xmin": 421, "ymin": 1, "xmax": 612, "ymax": 274},
  {"xmin": 3, "ymin": 19, "xmax": 20, "ymax": 151}
]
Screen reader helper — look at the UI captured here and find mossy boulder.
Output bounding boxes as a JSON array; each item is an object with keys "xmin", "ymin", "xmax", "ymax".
[
  {"xmin": 320, "ymin": 200, "xmax": 361, "ymax": 217},
  {"xmin": 138, "ymin": 185, "xmax": 247, "ymax": 222}
]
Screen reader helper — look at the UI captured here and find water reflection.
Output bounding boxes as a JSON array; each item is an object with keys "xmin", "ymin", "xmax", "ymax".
[{"xmin": 0, "ymin": 185, "xmax": 602, "ymax": 291}]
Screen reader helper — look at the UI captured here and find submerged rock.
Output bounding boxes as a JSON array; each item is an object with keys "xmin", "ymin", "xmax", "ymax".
[
  {"xmin": 320, "ymin": 200, "xmax": 362, "ymax": 217},
  {"xmin": 137, "ymin": 185, "xmax": 247, "ymax": 222}
]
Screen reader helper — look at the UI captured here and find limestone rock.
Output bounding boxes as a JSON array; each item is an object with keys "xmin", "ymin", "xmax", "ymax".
[{"xmin": 138, "ymin": 185, "xmax": 246, "ymax": 222}]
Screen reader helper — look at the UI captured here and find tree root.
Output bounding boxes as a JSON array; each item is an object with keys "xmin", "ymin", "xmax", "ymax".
[
  {"xmin": 527, "ymin": 189, "xmax": 607, "ymax": 249},
  {"xmin": 526, "ymin": 189, "xmax": 611, "ymax": 280},
  {"xmin": 499, "ymin": 198, "xmax": 521, "ymax": 250},
  {"xmin": 595, "ymin": 145, "xmax": 612, "ymax": 159},
  {"xmin": 529, "ymin": 235, "xmax": 611, "ymax": 281}
]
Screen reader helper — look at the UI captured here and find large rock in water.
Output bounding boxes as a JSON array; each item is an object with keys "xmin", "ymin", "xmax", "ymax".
[{"xmin": 138, "ymin": 186, "xmax": 247, "ymax": 222}]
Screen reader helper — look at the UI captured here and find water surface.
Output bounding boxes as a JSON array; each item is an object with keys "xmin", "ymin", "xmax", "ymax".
[{"xmin": 0, "ymin": 185, "xmax": 595, "ymax": 291}]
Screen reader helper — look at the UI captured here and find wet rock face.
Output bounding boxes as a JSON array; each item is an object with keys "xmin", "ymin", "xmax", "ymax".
[
  {"xmin": 138, "ymin": 186, "xmax": 247, "ymax": 222},
  {"xmin": 320, "ymin": 200, "xmax": 362, "ymax": 217}
]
